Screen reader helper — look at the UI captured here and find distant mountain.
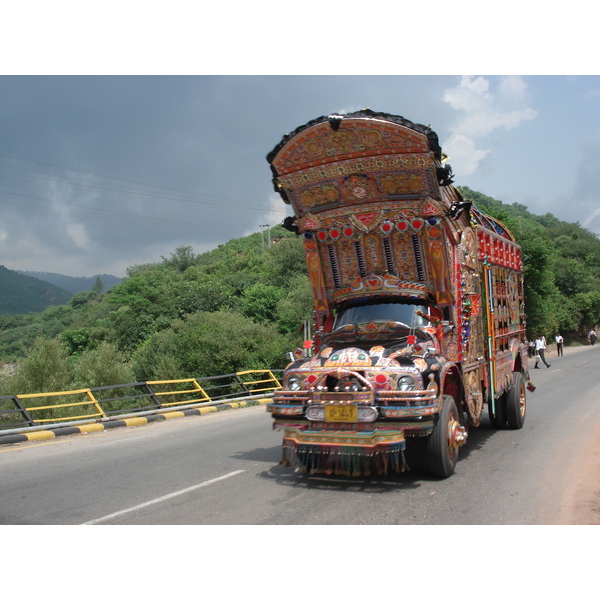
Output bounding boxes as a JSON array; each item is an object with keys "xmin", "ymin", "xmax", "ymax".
[
  {"xmin": 0, "ymin": 266, "xmax": 73, "ymax": 315},
  {"xmin": 16, "ymin": 271, "xmax": 122, "ymax": 295}
]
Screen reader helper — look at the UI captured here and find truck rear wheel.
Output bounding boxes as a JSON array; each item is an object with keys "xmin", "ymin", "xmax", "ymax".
[
  {"xmin": 427, "ymin": 395, "xmax": 460, "ymax": 478},
  {"xmin": 506, "ymin": 372, "xmax": 526, "ymax": 429},
  {"xmin": 488, "ymin": 392, "xmax": 507, "ymax": 429}
]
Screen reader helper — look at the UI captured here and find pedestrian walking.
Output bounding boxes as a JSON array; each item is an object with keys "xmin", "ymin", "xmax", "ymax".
[
  {"xmin": 555, "ymin": 333, "xmax": 564, "ymax": 357},
  {"xmin": 528, "ymin": 338, "xmax": 535, "ymax": 358},
  {"xmin": 534, "ymin": 334, "xmax": 551, "ymax": 369},
  {"xmin": 589, "ymin": 329, "xmax": 597, "ymax": 346}
]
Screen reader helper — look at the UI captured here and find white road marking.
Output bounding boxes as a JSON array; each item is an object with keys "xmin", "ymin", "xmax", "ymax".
[{"xmin": 81, "ymin": 470, "xmax": 245, "ymax": 525}]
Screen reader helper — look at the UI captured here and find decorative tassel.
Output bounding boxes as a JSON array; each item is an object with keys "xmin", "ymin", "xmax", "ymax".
[{"xmin": 281, "ymin": 433, "xmax": 409, "ymax": 477}]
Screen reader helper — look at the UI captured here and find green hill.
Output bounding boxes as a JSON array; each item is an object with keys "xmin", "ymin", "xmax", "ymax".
[
  {"xmin": 0, "ymin": 266, "xmax": 72, "ymax": 315},
  {"xmin": 16, "ymin": 271, "xmax": 121, "ymax": 295}
]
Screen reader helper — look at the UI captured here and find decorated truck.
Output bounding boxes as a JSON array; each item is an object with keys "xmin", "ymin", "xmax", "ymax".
[{"xmin": 266, "ymin": 110, "xmax": 533, "ymax": 478}]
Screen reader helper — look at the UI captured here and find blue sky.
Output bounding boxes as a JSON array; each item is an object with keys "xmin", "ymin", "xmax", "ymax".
[{"xmin": 1, "ymin": 8, "xmax": 598, "ymax": 278}]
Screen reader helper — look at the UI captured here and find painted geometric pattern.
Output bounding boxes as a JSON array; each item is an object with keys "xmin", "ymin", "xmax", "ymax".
[
  {"xmin": 287, "ymin": 168, "xmax": 437, "ymax": 215},
  {"xmin": 277, "ymin": 153, "xmax": 435, "ymax": 192},
  {"xmin": 301, "ymin": 203, "xmax": 457, "ymax": 305},
  {"xmin": 315, "ymin": 229, "xmax": 416, "ymax": 286},
  {"xmin": 301, "ymin": 201, "xmax": 435, "ymax": 230},
  {"xmin": 271, "ymin": 120, "xmax": 432, "ymax": 175}
]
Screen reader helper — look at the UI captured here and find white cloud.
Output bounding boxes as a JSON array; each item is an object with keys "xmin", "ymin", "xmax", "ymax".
[
  {"xmin": 242, "ymin": 193, "xmax": 290, "ymax": 238},
  {"xmin": 442, "ymin": 76, "xmax": 538, "ymax": 175},
  {"xmin": 67, "ymin": 223, "xmax": 89, "ymax": 249},
  {"xmin": 443, "ymin": 76, "xmax": 492, "ymax": 117},
  {"xmin": 443, "ymin": 134, "xmax": 490, "ymax": 177}
]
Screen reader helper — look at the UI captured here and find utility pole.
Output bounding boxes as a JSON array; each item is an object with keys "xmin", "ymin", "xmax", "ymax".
[{"xmin": 260, "ymin": 224, "xmax": 270, "ymax": 253}]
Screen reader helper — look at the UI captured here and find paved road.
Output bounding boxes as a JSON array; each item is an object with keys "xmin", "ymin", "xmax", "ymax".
[{"xmin": 1, "ymin": 344, "xmax": 599, "ymax": 526}]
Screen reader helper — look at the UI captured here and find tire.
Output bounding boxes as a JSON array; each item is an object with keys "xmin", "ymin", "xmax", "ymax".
[
  {"xmin": 506, "ymin": 372, "xmax": 526, "ymax": 429},
  {"xmin": 488, "ymin": 391, "xmax": 507, "ymax": 429},
  {"xmin": 427, "ymin": 395, "xmax": 461, "ymax": 478}
]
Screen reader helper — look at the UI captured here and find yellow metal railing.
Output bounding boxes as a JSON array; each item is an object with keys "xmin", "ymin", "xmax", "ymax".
[
  {"xmin": 236, "ymin": 370, "xmax": 282, "ymax": 394},
  {"xmin": 0, "ymin": 370, "xmax": 282, "ymax": 430},
  {"xmin": 145, "ymin": 378, "xmax": 212, "ymax": 407},
  {"xmin": 16, "ymin": 389, "xmax": 106, "ymax": 423}
]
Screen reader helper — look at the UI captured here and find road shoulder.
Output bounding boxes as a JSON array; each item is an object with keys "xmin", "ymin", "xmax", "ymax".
[{"xmin": 559, "ymin": 420, "xmax": 600, "ymax": 524}]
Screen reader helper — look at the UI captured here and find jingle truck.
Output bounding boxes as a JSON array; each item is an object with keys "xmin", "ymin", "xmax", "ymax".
[{"xmin": 265, "ymin": 110, "xmax": 533, "ymax": 478}]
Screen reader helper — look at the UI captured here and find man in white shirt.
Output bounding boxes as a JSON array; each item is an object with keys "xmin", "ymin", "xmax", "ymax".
[
  {"xmin": 555, "ymin": 333, "xmax": 564, "ymax": 356},
  {"xmin": 535, "ymin": 335, "xmax": 551, "ymax": 368}
]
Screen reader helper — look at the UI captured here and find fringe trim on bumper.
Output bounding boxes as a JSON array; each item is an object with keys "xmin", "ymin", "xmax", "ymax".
[{"xmin": 281, "ymin": 429, "xmax": 409, "ymax": 476}]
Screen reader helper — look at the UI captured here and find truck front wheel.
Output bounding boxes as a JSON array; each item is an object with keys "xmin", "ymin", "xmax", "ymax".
[
  {"xmin": 427, "ymin": 395, "xmax": 461, "ymax": 478},
  {"xmin": 506, "ymin": 372, "xmax": 526, "ymax": 429}
]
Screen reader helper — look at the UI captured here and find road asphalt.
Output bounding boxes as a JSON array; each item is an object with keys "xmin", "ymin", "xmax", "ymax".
[{"xmin": 529, "ymin": 342, "xmax": 600, "ymax": 524}]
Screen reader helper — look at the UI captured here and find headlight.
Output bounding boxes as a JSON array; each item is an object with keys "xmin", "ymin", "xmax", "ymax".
[
  {"xmin": 396, "ymin": 374, "xmax": 416, "ymax": 391},
  {"xmin": 286, "ymin": 375, "xmax": 302, "ymax": 391}
]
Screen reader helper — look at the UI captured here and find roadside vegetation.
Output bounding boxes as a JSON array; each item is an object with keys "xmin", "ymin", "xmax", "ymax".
[
  {"xmin": 459, "ymin": 187, "xmax": 600, "ymax": 344},
  {"xmin": 2, "ymin": 189, "xmax": 600, "ymax": 398},
  {"xmin": 0, "ymin": 225, "xmax": 309, "ymax": 398}
]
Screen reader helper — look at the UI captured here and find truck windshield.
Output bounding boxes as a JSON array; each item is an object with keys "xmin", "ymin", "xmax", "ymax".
[{"xmin": 335, "ymin": 301, "xmax": 430, "ymax": 329}]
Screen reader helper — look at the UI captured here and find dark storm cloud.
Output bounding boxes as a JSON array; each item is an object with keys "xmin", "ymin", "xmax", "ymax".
[
  {"xmin": 0, "ymin": 75, "xmax": 459, "ymax": 276},
  {"xmin": 5, "ymin": 75, "xmax": 598, "ymax": 277}
]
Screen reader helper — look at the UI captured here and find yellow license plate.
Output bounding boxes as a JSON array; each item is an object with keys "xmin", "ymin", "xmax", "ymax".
[{"xmin": 325, "ymin": 405, "xmax": 358, "ymax": 423}]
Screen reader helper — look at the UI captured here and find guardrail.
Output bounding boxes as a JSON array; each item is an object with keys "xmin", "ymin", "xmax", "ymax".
[{"xmin": 0, "ymin": 369, "xmax": 282, "ymax": 432}]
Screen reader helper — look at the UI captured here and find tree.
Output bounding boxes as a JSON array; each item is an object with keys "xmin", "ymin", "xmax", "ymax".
[
  {"xmin": 72, "ymin": 342, "xmax": 135, "ymax": 390},
  {"xmin": 264, "ymin": 236, "xmax": 307, "ymax": 287},
  {"xmin": 552, "ymin": 257, "xmax": 596, "ymax": 296},
  {"xmin": 275, "ymin": 273, "xmax": 314, "ymax": 335},
  {"xmin": 69, "ymin": 290, "xmax": 98, "ymax": 308},
  {"xmin": 93, "ymin": 276, "xmax": 104, "ymax": 294},
  {"xmin": 62, "ymin": 327, "xmax": 96, "ymax": 355},
  {"xmin": 131, "ymin": 311, "xmax": 292, "ymax": 381},
  {"xmin": 0, "ymin": 337, "xmax": 72, "ymax": 396},
  {"xmin": 161, "ymin": 246, "xmax": 197, "ymax": 272},
  {"xmin": 239, "ymin": 283, "xmax": 286, "ymax": 324},
  {"xmin": 573, "ymin": 291, "xmax": 600, "ymax": 330},
  {"xmin": 513, "ymin": 220, "xmax": 556, "ymax": 338}
]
